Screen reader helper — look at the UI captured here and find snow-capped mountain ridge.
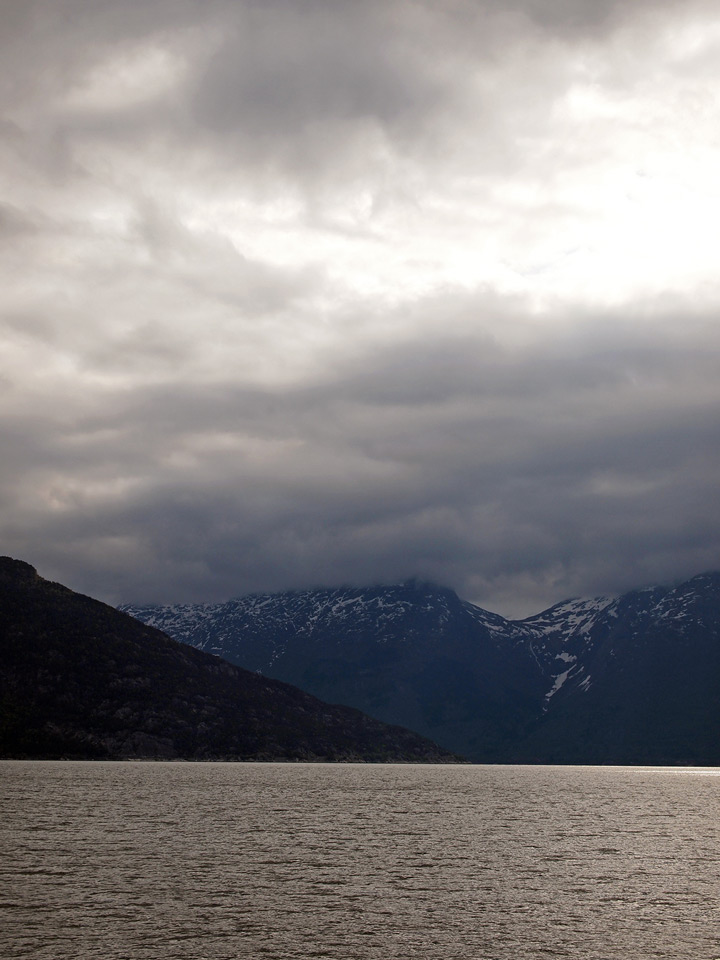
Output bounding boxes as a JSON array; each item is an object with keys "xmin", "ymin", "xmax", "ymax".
[
  {"xmin": 125, "ymin": 580, "xmax": 468, "ymax": 653},
  {"xmin": 120, "ymin": 572, "xmax": 720, "ymax": 763}
]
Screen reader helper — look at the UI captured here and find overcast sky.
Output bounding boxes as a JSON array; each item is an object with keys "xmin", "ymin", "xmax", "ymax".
[{"xmin": 2, "ymin": 0, "xmax": 720, "ymax": 617}]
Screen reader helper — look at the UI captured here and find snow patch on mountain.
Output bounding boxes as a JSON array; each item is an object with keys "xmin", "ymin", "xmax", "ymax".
[
  {"xmin": 545, "ymin": 668, "xmax": 573, "ymax": 700},
  {"xmin": 520, "ymin": 596, "xmax": 617, "ymax": 638}
]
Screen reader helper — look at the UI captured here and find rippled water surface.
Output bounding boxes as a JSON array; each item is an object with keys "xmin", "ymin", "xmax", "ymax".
[{"xmin": 2, "ymin": 761, "xmax": 720, "ymax": 959}]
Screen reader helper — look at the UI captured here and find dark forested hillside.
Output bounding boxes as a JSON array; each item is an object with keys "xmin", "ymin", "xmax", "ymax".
[{"xmin": 0, "ymin": 558, "xmax": 456, "ymax": 762}]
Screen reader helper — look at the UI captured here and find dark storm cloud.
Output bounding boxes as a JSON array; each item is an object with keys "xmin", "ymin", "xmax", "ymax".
[{"xmin": 4, "ymin": 296, "xmax": 720, "ymax": 615}]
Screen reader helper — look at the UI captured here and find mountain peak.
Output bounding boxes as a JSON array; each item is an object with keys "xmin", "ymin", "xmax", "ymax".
[{"xmin": 0, "ymin": 557, "xmax": 38, "ymax": 581}]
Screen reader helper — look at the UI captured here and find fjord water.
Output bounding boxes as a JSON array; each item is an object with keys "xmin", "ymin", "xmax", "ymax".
[{"xmin": 2, "ymin": 762, "xmax": 719, "ymax": 960}]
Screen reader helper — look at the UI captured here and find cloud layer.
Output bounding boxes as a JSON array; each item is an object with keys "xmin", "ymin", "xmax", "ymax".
[{"xmin": 2, "ymin": 0, "xmax": 720, "ymax": 615}]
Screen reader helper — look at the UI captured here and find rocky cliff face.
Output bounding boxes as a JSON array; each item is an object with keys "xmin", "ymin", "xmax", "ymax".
[
  {"xmin": 0, "ymin": 558, "xmax": 457, "ymax": 762},
  {"xmin": 122, "ymin": 574, "xmax": 720, "ymax": 764}
]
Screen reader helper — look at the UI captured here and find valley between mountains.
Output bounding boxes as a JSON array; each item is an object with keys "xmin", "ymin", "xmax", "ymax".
[{"xmin": 122, "ymin": 573, "xmax": 720, "ymax": 764}]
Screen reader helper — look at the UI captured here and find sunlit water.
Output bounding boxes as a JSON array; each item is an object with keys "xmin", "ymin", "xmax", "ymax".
[{"xmin": 2, "ymin": 761, "xmax": 719, "ymax": 959}]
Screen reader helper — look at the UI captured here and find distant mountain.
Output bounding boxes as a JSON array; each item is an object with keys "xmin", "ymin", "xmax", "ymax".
[
  {"xmin": 512, "ymin": 573, "xmax": 720, "ymax": 764},
  {"xmin": 122, "ymin": 574, "xmax": 720, "ymax": 764},
  {"xmin": 0, "ymin": 558, "xmax": 456, "ymax": 762}
]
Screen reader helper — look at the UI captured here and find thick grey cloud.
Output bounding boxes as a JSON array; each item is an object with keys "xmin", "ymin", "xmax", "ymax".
[
  {"xmin": 3, "ymin": 296, "xmax": 720, "ymax": 615},
  {"xmin": 2, "ymin": 0, "xmax": 720, "ymax": 616}
]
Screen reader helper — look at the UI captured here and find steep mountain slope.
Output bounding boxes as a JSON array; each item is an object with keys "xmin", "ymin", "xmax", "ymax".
[
  {"xmin": 123, "ymin": 581, "xmax": 546, "ymax": 760},
  {"xmin": 122, "ymin": 574, "xmax": 720, "ymax": 764},
  {"xmin": 0, "ymin": 558, "xmax": 456, "ymax": 762},
  {"xmin": 515, "ymin": 574, "xmax": 720, "ymax": 763}
]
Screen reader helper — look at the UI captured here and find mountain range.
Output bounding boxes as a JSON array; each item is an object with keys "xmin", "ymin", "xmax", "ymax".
[
  {"xmin": 122, "ymin": 573, "xmax": 720, "ymax": 764},
  {"xmin": 0, "ymin": 558, "xmax": 455, "ymax": 762}
]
